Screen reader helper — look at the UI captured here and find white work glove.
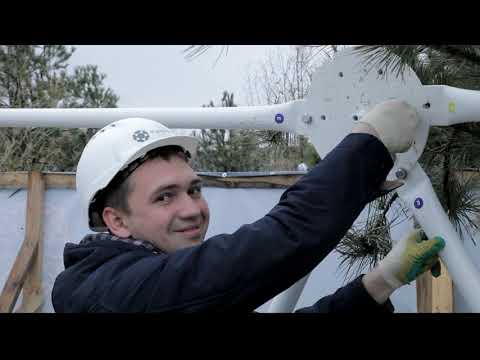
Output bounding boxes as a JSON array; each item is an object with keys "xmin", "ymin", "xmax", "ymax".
[
  {"xmin": 356, "ymin": 100, "xmax": 420, "ymax": 154},
  {"xmin": 377, "ymin": 230, "xmax": 445, "ymax": 290}
]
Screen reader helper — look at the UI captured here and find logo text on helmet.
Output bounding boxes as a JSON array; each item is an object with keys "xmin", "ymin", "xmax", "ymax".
[{"xmin": 132, "ymin": 130, "xmax": 150, "ymax": 142}]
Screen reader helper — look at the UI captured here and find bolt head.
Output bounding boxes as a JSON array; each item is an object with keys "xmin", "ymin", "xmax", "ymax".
[{"xmin": 302, "ymin": 114, "xmax": 313, "ymax": 124}]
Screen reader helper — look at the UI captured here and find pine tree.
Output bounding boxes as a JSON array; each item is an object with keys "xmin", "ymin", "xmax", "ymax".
[
  {"xmin": 192, "ymin": 91, "xmax": 265, "ymax": 172},
  {"xmin": 0, "ymin": 45, "xmax": 119, "ymax": 171}
]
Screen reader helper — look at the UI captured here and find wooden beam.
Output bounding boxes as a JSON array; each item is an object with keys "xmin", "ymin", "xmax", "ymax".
[
  {"xmin": 0, "ymin": 172, "xmax": 29, "ymax": 188},
  {"xmin": 43, "ymin": 173, "xmax": 75, "ymax": 189},
  {"xmin": 0, "ymin": 172, "xmax": 75, "ymax": 189},
  {"xmin": 0, "ymin": 172, "xmax": 301, "ymax": 189},
  {"xmin": 200, "ymin": 175, "xmax": 301, "ymax": 188},
  {"xmin": 0, "ymin": 171, "xmax": 45, "ymax": 313},
  {"xmin": 0, "ymin": 169, "xmax": 477, "ymax": 190},
  {"xmin": 416, "ymin": 260, "xmax": 453, "ymax": 313}
]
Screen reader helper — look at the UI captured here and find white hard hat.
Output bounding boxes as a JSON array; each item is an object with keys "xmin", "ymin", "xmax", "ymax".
[{"xmin": 76, "ymin": 117, "xmax": 199, "ymax": 232}]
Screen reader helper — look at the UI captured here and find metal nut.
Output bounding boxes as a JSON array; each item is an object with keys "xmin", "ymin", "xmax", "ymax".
[{"xmin": 395, "ymin": 168, "xmax": 408, "ymax": 180}]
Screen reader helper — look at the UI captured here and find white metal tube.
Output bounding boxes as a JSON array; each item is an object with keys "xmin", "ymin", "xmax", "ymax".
[
  {"xmin": 422, "ymin": 85, "xmax": 480, "ymax": 126},
  {"xmin": 0, "ymin": 101, "xmax": 302, "ymax": 132},
  {"xmin": 267, "ymin": 274, "xmax": 310, "ymax": 313},
  {"xmin": 397, "ymin": 164, "xmax": 480, "ymax": 312}
]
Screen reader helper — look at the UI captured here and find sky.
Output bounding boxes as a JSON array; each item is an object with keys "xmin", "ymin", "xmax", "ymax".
[{"xmin": 68, "ymin": 45, "xmax": 292, "ymax": 108}]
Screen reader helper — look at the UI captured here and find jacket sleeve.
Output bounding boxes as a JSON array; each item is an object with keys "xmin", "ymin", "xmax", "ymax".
[
  {"xmin": 97, "ymin": 133, "xmax": 394, "ymax": 312},
  {"xmin": 294, "ymin": 275, "xmax": 395, "ymax": 313}
]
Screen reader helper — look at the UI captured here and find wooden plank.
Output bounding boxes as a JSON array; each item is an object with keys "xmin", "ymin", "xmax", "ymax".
[
  {"xmin": 0, "ymin": 172, "xmax": 75, "ymax": 189},
  {"xmin": 0, "ymin": 172, "xmax": 28, "ymax": 188},
  {"xmin": 0, "ymin": 172, "xmax": 300, "ymax": 189},
  {"xmin": 44, "ymin": 173, "xmax": 75, "ymax": 189},
  {"xmin": 0, "ymin": 169, "xmax": 478, "ymax": 190},
  {"xmin": 0, "ymin": 171, "xmax": 45, "ymax": 313},
  {"xmin": 416, "ymin": 260, "xmax": 453, "ymax": 313},
  {"xmin": 416, "ymin": 272, "xmax": 432, "ymax": 313},
  {"xmin": 199, "ymin": 175, "xmax": 301, "ymax": 188},
  {"xmin": 6, "ymin": 172, "xmax": 76, "ymax": 189},
  {"xmin": 432, "ymin": 260, "xmax": 453, "ymax": 312},
  {"xmin": 15, "ymin": 246, "xmax": 44, "ymax": 313}
]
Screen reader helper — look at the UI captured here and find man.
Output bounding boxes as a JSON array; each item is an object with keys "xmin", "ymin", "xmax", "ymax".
[{"xmin": 52, "ymin": 100, "xmax": 445, "ymax": 312}]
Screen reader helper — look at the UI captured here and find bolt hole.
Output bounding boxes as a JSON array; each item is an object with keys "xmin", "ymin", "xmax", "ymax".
[
  {"xmin": 423, "ymin": 102, "xmax": 431, "ymax": 109},
  {"xmin": 338, "ymin": 72, "xmax": 344, "ymax": 77},
  {"xmin": 378, "ymin": 69, "xmax": 384, "ymax": 75},
  {"xmin": 352, "ymin": 115, "xmax": 359, "ymax": 121},
  {"xmin": 320, "ymin": 115, "xmax": 326, "ymax": 120}
]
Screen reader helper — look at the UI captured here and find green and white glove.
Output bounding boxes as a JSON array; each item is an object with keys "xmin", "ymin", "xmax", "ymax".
[{"xmin": 377, "ymin": 229, "xmax": 446, "ymax": 290}]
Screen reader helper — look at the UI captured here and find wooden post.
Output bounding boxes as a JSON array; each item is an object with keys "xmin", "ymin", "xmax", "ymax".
[
  {"xmin": 0, "ymin": 171, "xmax": 45, "ymax": 313},
  {"xmin": 417, "ymin": 260, "xmax": 454, "ymax": 313},
  {"xmin": 16, "ymin": 175, "xmax": 45, "ymax": 312}
]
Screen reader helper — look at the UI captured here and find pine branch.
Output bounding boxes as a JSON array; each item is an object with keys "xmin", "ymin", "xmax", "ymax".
[
  {"xmin": 336, "ymin": 191, "xmax": 407, "ymax": 281},
  {"xmin": 429, "ymin": 45, "xmax": 480, "ymax": 66}
]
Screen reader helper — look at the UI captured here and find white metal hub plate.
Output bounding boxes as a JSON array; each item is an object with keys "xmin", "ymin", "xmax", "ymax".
[{"xmin": 300, "ymin": 48, "xmax": 430, "ymax": 179}]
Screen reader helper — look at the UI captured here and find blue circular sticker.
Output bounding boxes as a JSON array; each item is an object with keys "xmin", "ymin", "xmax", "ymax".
[
  {"xmin": 414, "ymin": 197, "xmax": 423, "ymax": 209},
  {"xmin": 275, "ymin": 113, "xmax": 284, "ymax": 124}
]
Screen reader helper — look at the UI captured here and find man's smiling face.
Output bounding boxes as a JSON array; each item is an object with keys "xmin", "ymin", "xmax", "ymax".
[{"xmin": 105, "ymin": 154, "xmax": 210, "ymax": 252}]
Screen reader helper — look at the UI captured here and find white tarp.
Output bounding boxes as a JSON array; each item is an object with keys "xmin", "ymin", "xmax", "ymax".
[{"xmin": 1, "ymin": 186, "xmax": 479, "ymax": 313}]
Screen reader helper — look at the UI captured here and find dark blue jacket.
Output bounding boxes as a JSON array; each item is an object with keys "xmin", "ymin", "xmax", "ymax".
[{"xmin": 52, "ymin": 133, "xmax": 394, "ymax": 313}]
